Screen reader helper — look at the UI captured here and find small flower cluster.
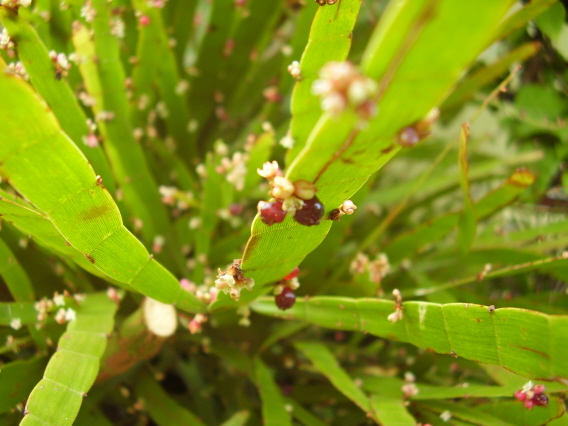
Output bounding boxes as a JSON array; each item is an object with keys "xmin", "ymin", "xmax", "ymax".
[
  {"xmin": 387, "ymin": 289, "xmax": 404, "ymax": 323},
  {"xmin": 6, "ymin": 62, "xmax": 29, "ymax": 80},
  {"xmin": 188, "ymin": 313, "xmax": 207, "ymax": 334},
  {"xmin": 401, "ymin": 372, "xmax": 419, "ymax": 398},
  {"xmin": 159, "ymin": 185, "xmax": 195, "ymax": 211},
  {"xmin": 49, "ymin": 51, "xmax": 71, "ymax": 79},
  {"xmin": 514, "ymin": 381, "xmax": 548, "ymax": 410},
  {"xmin": 216, "ymin": 151, "xmax": 248, "ymax": 191},
  {"xmin": 214, "ymin": 259, "xmax": 255, "ymax": 301},
  {"xmin": 109, "ymin": 17, "xmax": 125, "ymax": 39},
  {"xmin": 180, "ymin": 278, "xmax": 218, "ymax": 304},
  {"xmin": 329, "ymin": 200, "xmax": 358, "ymax": 220},
  {"xmin": 0, "ymin": 29, "xmax": 15, "ymax": 58},
  {"xmin": 80, "ymin": 1, "xmax": 96, "ymax": 22},
  {"xmin": 396, "ymin": 108, "xmax": 440, "ymax": 147},
  {"xmin": 274, "ymin": 267, "xmax": 301, "ymax": 311},
  {"xmin": 350, "ymin": 252, "xmax": 390, "ymax": 285},
  {"xmin": 287, "ymin": 60, "xmax": 301, "ymax": 80},
  {"xmin": 82, "ymin": 118, "xmax": 99, "ymax": 148},
  {"xmin": 312, "ymin": 61, "xmax": 378, "ymax": 118},
  {"xmin": 0, "ymin": 0, "xmax": 31, "ymax": 9},
  {"xmin": 257, "ymin": 161, "xmax": 324, "ymax": 226}
]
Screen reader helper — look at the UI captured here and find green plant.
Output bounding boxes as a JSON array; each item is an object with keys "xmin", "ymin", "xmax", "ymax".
[{"xmin": 1, "ymin": 0, "xmax": 567, "ymax": 424}]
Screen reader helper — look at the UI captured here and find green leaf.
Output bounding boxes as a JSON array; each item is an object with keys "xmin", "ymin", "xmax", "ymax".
[
  {"xmin": 294, "ymin": 342, "xmax": 373, "ymax": 418},
  {"xmin": 0, "ymin": 357, "xmax": 47, "ymax": 414},
  {"xmin": 21, "ymin": 292, "xmax": 118, "ymax": 426},
  {"xmin": 286, "ymin": 0, "xmax": 362, "ymax": 164},
  {"xmin": 252, "ymin": 297, "xmax": 568, "ymax": 381},
  {"xmin": 241, "ymin": 0, "xmax": 517, "ymax": 288},
  {"xmin": 220, "ymin": 410, "xmax": 250, "ymax": 426},
  {"xmin": 0, "ymin": 70, "xmax": 205, "ymax": 313},
  {"xmin": 253, "ymin": 357, "xmax": 292, "ymax": 426},
  {"xmin": 0, "ymin": 7, "xmax": 116, "ymax": 195},
  {"xmin": 284, "ymin": 398, "xmax": 328, "ymax": 426},
  {"xmin": 134, "ymin": 368, "xmax": 206, "ymax": 426},
  {"xmin": 496, "ymin": 0, "xmax": 559, "ymax": 39},
  {"xmin": 535, "ymin": 1, "xmax": 566, "ymax": 40}
]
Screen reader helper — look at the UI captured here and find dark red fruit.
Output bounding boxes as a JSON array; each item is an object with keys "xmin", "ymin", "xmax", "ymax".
[
  {"xmin": 260, "ymin": 201, "xmax": 287, "ymax": 225},
  {"xmin": 275, "ymin": 287, "xmax": 296, "ymax": 310},
  {"xmin": 293, "ymin": 196, "xmax": 324, "ymax": 226},
  {"xmin": 283, "ymin": 267, "xmax": 299, "ymax": 280},
  {"xmin": 533, "ymin": 393, "xmax": 549, "ymax": 407}
]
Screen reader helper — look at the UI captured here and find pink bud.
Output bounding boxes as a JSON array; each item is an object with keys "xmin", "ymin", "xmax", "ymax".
[
  {"xmin": 514, "ymin": 390, "xmax": 527, "ymax": 401},
  {"xmin": 533, "ymin": 384, "xmax": 545, "ymax": 394},
  {"xmin": 139, "ymin": 15, "xmax": 150, "ymax": 26},
  {"xmin": 524, "ymin": 399, "xmax": 535, "ymax": 410}
]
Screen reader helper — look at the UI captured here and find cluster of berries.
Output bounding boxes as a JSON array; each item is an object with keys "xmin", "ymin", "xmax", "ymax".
[
  {"xmin": 514, "ymin": 382, "xmax": 548, "ymax": 410},
  {"xmin": 274, "ymin": 267, "xmax": 300, "ymax": 310},
  {"xmin": 257, "ymin": 161, "xmax": 324, "ymax": 227}
]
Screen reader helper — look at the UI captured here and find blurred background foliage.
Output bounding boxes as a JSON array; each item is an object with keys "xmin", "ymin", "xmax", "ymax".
[{"xmin": 1, "ymin": 0, "xmax": 568, "ymax": 424}]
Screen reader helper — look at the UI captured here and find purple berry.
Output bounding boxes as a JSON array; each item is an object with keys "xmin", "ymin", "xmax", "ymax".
[
  {"xmin": 260, "ymin": 201, "xmax": 287, "ymax": 225},
  {"xmin": 533, "ymin": 393, "xmax": 549, "ymax": 407},
  {"xmin": 275, "ymin": 287, "xmax": 296, "ymax": 310},
  {"xmin": 293, "ymin": 196, "xmax": 324, "ymax": 226}
]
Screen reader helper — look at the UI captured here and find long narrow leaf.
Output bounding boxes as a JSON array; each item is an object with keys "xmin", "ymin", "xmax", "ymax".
[{"xmin": 252, "ymin": 297, "xmax": 568, "ymax": 381}]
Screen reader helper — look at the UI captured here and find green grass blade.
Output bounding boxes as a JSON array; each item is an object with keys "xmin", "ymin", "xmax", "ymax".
[
  {"xmin": 20, "ymin": 292, "xmax": 118, "ymax": 426},
  {"xmin": 0, "ymin": 357, "xmax": 47, "ymax": 414},
  {"xmin": 480, "ymin": 398, "xmax": 566, "ymax": 426},
  {"xmin": 457, "ymin": 123, "xmax": 477, "ymax": 252},
  {"xmin": 220, "ymin": 410, "xmax": 250, "ymax": 426},
  {"xmin": 252, "ymin": 297, "xmax": 568, "ymax": 381},
  {"xmin": 283, "ymin": 398, "xmax": 328, "ymax": 426},
  {"xmin": 134, "ymin": 368, "xmax": 206, "ymax": 426},
  {"xmin": 253, "ymin": 357, "xmax": 293, "ymax": 426},
  {"xmin": 241, "ymin": 0, "xmax": 517, "ymax": 287},
  {"xmin": 496, "ymin": 0, "xmax": 559, "ymax": 40},
  {"xmin": 386, "ymin": 169, "xmax": 535, "ymax": 263},
  {"xmin": 0, "ymin": 67, "xmax": 205, "ymax": 313},
  {"xmin": 441, "ymin": 42, "xmax": 541, "ymax": 112},
  {"xmin": 79, "ymin": 0, "xmax": 184, "ymax": 272},
  {"xmin": 0, "ymin": 7, "xmax": 116, "ymax": 194},
  {"xmin": 0, "ymin": 300, "xmax": 37, "ymax": 327},
  {"xmin": 295, "ymin": 341, "xmax": 374, "ymax": 419},
  {"xmin": 369, "ymin": 394, "xmax": 416, "ymax": 426}
]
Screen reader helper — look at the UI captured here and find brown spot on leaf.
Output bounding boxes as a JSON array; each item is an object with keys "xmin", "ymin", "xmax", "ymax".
[
  {"xmin": 78, "ymin": 203, "xmax": 113, "ymax": 222},
  {"xmin": 84, "ymin": 254, "xmax": 95, "ymax": 264}
]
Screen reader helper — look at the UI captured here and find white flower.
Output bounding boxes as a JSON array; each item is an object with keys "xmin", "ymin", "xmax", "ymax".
[
  {"xmin": 287, "ymin": 60, "xmax": 301, "ymax": 80},
  {"xmin": 339, "ymin": 200, "xmax": 357, "ymax": 215},
  {"xmin": 257, "ymin": 161, "xmax": 280, "ymax": 180},
  {"xmin": 10, "ymin": 318, "xmax": 22, "ymax": 330},
  {"xmin": 215, "ymin": 273, "xmax": 235, "ymax": 291},
  {"xmin": 64, "ymin": 308, "xmax": 76, "ymax": 322},
  {"xmin": 53, "ymin": 294, "xmax": 65, "ymax": 306},
  {"xmin": 279, "ymin": 132, "xmax": 295, "ymax": 149}
]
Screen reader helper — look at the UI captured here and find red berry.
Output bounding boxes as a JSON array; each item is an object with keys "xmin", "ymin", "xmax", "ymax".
[
  {"xmin": 293, "ymin": 196, "xmax": 324, "ymax": 226},
  {"xmin": 533, "ymin": 384, "xmax": 545, "ymax": 394},
  {"xmin": 533, "ymin": 393, "xmax": 549, "ymax": 407},
  {"xmin": 514, "ymin": 390, "xmax": 527, "ymax": 402},
  {"xmin": 524, "ymin": 399, "xmax": 535, "ymax": 410},
  {"xmin": 283, "ymin": 267, "xmax": 299, "ymax": 280},
  {"xmin": 260, "ymin": 201, "xmax": 287, "ymax": 225},
  {"xmin": 275, "ymin": 287, "xmax": 296, "ymax": 310}
]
